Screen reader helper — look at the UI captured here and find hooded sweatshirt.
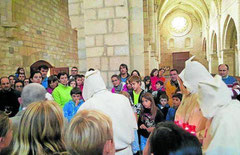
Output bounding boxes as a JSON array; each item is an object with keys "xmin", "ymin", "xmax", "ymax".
[
  {"xmin": 78, "ymin": 70, "xmax": 137, "ymax": 155},
  {"xmin": 198, "ymin": 75, "xmax": 240, "ymax": 154}
]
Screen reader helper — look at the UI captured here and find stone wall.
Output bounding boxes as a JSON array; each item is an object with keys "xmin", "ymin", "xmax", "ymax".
[{"xmin": 0, "ymin": 0, "xmax": 77, "ymax": 76}]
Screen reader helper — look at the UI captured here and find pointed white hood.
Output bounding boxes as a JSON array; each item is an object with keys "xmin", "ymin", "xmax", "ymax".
[
  {"xmin": 179, "ymin": 56, "xmax": 213, "ymax": 94},
  {"xmin": 82, "ymin": 70, "xmax": 107, "ymax": 101},
  {"xmin": 198, "ymin": 75, "xmax": 232, "ymax": 119}
]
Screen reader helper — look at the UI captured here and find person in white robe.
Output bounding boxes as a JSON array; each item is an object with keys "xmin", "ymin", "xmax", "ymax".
[
  {"xmin": 78, "ymin": 70, "xmax": 137, "ymax": 155},
  {"xmin": 198, "ymin": 75, "xmax": 240, "ymax": 154}
]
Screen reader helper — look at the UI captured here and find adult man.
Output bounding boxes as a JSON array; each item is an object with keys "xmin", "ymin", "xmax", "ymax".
[
  {"xmin": 0, "ymin": 77, "xmax": 20, "ymax": 117},
  {"xmin": 69, "ymin": 66, "xmax": 78, "ymax": 80},
  {"xmin": 10, "ymin": 83, "xmax": 46, "ymax": 130},
  {"xmin": 38, "ymin": 65, "xmax": 49, "ymax": 89},
  {"xmin": 119, "ymin": 64, "xmax": 130, "ymax": 83},
  {"xmin": 78, "ymin": 70, "xmax": 137, "ymax": 155},
  {"xmin": 14, "ymin": 80, "xmax": 24, "ymax": 93},
  {"xmin": 165, "ymin": 69, "xmax": 180, "ymax": 107},
  {"xmin": 218, "ymin": 64, "xmax": 240, "ymax": 99},
  {"xmin": 8, "ymin": 75, "xmax": 15, "ymax": 89}
]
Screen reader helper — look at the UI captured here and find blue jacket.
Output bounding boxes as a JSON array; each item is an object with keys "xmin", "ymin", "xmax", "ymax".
[
  {"xmin": 166, "ymin": 107, "xmax": 177, "ymax": 121},
  {"xmin": 42, "ymin": 77, "xmax": 48, "ymax": 89},
  {"xmin": 63, "ymin": 99, "xmax": 84, "ymax": 122}
]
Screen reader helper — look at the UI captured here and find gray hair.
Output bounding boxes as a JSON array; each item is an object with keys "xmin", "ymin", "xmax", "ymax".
[{"xmin": 21, "ymin": 83, "xmax": 46, "ymax": 108}]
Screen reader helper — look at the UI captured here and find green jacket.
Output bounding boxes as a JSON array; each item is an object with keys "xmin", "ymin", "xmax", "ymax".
[{"xmin": 52, "ymin": 84, "xmax": 72, "ymax": 108}]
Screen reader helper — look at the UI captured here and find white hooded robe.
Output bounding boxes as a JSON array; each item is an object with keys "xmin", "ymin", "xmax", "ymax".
[{"xmin": 78, "ymin": 70, "xmax": 137, "ymax": 155}]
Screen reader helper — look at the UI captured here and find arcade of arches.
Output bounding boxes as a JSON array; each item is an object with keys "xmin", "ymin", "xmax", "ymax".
[{"xmin": 0, "ymin": 0, "xmax": 240, "ymax": 87}]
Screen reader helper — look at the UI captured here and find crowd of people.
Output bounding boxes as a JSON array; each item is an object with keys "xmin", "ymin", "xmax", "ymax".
[{"xmin": 0, "ymin": 59, "xmax": 240, "ymax": 155}]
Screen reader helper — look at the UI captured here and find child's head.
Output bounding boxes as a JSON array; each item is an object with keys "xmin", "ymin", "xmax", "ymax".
[
  {"xmin": 141, "ymin": 93, "xmax": 158, "ymax": 119},
  {"xmin": 48, "ymin": 75, "xmax": 58, "ymax": 89},
  {"xmin": 126, "ymin": 78, "xmax": 132, "ymax": 90},
  {"xmin": 172, "ymin": 93, "xmax": 182, "ymax": 108},
  {"xmin": 150, "ymin": 69, "xmax": 159, "ymax": 77},
  {"xmin": 129, "ymin": 75, "xmax": 141, "ymax": 91},
  {"xmin": 143, "ymin": 76, "xmax": 151, "ymax": 86},
  {"xmin": 75, "ymin": 74, "xmax": 85, "ymax": 86},
  {"xmin": 71, "ymin": 87, "xmax": 82, "ymax": 103},
  {"xmin": 68, "ymin": 79, "xmax": 77, "ymax": 88},
  {"xmin": 156, "ymin": 81, "xmax": 164, "ymax": 90},
  {"xmin": 160, "ymin": 94, "xmax": 168, "ymax": 107},
  {"xmin": 111, "ymin": 74, "xmax": 121, "ymax": 87}
]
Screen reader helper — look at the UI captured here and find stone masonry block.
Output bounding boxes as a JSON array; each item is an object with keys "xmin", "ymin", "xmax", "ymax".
[
  {"xmin": 113, "ymin": 18, "xmax": 128, "ymax": 33},
  {"xmin": 85, "ymin": 9, "xmax": 97, "ymax": 20},
  {"xmin": 114, "ymin": 46, "xmax": 129, "ymax": 56},
  {"xmin": 96, "ymin": 35, "xmax": 104, "ymax": 46},
  {"xmin": 84, "ymin": 0, "xmax": 103, "ymax": 9},
  {"xmin": 105, "ymin": 0, "xmax": 125, "ymax": 7},
  {"xmin": 101, "ymin": 57, "xmax": 109, "ymax": 71},
  {"xmin": 109, "ymin": 56, "xmax": 129, "ymax": 70},
  {"xmin": 85, "ymin": 20, "xmax": 107, "ymax": 35},
  {"xmin": 85, "ymin": 36, "xmax": 95, "ymax": 47},
  {"xmin": 116, "ymin": 6, "xmax": 128, "ymax": 18},
  {"xmin": 107, "ymin": 47, "xmax": 114, "ymax": 56},
  {"xmin": 69, "ymin": 3, "xmax": 80, "ymax": 15},
  {"xmin": 86, "ymin": 47, "xmax": 104, "ymax": 57},
  {"xmin": 104, "ymin": 32, "xmax": 129, "ymax": 46},
  {"xmin": 86, "ymin": 57, "xmax": 101, "ymax": 70},
  {"xmin": 98, "ymin": 8, "xmax": 115, "ymax": 19}
]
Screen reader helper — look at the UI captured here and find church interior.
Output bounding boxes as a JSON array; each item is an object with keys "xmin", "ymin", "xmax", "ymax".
[{"xmin": 0, "ymin": 0, "xmax": 239, "ymax": 85}]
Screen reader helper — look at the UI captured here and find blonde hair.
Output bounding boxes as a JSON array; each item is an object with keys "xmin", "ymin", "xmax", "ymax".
[
  {"xmin": 11, "ymin": 100, "xmax": 66, "ymax": 155},
  {"xmin": 66, "ymin": 109, "xmax": 113, "ymax": 155}
]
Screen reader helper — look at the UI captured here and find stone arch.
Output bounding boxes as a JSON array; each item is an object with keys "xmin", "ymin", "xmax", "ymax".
[
  {"xmin": 222, "ymin": 17, "xmax": 238, "ymax": 75},
  {"xmin": 211, "ymin": 31, "xmax": 217, "ymax": 53},
  {"xmin": 30, "ymin": 60, "xmax": 53, "ymax": 74},
  {"xmin": 202, "ymin": 37, "xmax": 206, "ymax": 57}
]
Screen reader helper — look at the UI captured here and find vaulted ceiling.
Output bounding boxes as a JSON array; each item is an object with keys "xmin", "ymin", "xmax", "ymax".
[{"xmin": 156, "ymin": 0, "xmax": 222, "ymax": 28}]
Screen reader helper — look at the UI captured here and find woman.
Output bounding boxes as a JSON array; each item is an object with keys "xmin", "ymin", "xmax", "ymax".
[
  {"xmin": 0, "ymin": 111, "xmax": 12, "ymax": 154},
  {"xmin": 11, "ymin": 100, "xmax": 66, "ymax": 155}
]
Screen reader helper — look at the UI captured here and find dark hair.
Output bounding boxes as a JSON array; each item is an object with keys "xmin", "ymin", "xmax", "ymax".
[
  {"xmin": 111, "ymin": 74, "xmax": 121, "ymax": 80},
  {"xmin": 75, "ymin": 74, "xmax": 85, "ymax": 79},
  {"xmin": 170, "ymin": 69, "xmax": 179, "ymax": 74},
  {"xmin": 38, "ymin": 65, "xmax": 49, "ymax": 71},
  {"xmin": 57, "ymin": 72, "xmax": 68, "ymax": 79},
  {"xmin": 15, "ymin": 67, "xmax": 25, "ymax": 74},
  {"xmin": 160, "ymin": 94, "xmax": 169, "ymax": 101},
  {"xmin": 30, "ymin": 71, "xmax": 42, "ymax": 80},
  {"xmin": 159, "ymin": 68, "xmax": 165, "ymax": 72},
  {"xmin": 150, "ymin": 69, "xmax": 159, "ymax": 77},
  {"xmin": 71, "ymin": 67, "xmax": 78, "ymax": 70},
  {"xmin": 8, "ymin": 75, "xmax": 15, "ymax": 79},
  {"xmin": 88, "ymin": 68, "xmax": 95, "ymax": 71},
  {"xmin": 68, "ymin": 79, "xmax": 77, "ymax": 86},
  {"xmin": 172, "ymin": 93, "xmax": 183, "ymax": 101},
  {"xmin": 119, "ymin": 64, "xmax": 128, "ymax": 72},
  {"xmin": 0, "ymin": 111, "xmax": 11, "ymax": 138},
  {"xmin": 218, "ymin": 64, "xmax": 229, "ymax": 70},
  {"xmin": 131, "ymin": 70, "xmax": 140, "ymax": 77},
  {"xmin": 48, "ymin": 75, "xmax": 58, "ymax": 87},
  {"xmin": 70, "ymin": 87, "xmax": 82, "ymax": 96},
  {"xmin": 14, "ymin": 80, "xmax": 24, "ymax": 88},
  {"xmin": 156, "ymin": 81, "xmax": 164, "ymax": 86},
  {"xmin": 149, "ymin": 122, "xmax": 202, "ymax": 155},
  {"xmin": 140, "ymin": 92, "xmax": 158, "ymax": 121}
]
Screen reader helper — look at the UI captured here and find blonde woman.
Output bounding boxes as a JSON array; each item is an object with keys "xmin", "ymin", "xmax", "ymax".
[
  {"xmin": 66, "ymin": 109, "xmax": 115, "ymax": 155},
  {"xmin": 11, "ymin": 100, "xmax": 66, "ymax": 155}
]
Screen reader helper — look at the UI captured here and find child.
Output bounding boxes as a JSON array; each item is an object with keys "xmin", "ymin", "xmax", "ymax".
[
  {"xmin": 47, "ymin": 75, "xmax": 58, "ymax": 94},
  {"xmin": 129, "ymin": 75, "xmax": 145, "ymax": 115},
  {"xmin": 152, "ymin": 81, "xmax": 166, "ymax": 105},
  {"xmin": 75, "ymin": 74, "xmax": 84, "ymax": 92},
  {"xmin": 166, "ymin": 93, "xmax": 182, "ymax": 121},
  {"xmin": 143, "ymin": 76, "xmax": 152, "ymax": 93},
  {"xmin": 111, "ymin": 74, "xmax": 127, "ymax": 93},
  {"xmin": 138, "ymin": 92, "xmax": 164, "ymax": 151},
  {"xmin": 68, "ymin": 79, "xmax": 77, "ymax": 88},
  {"xmin": 150, "ymin": 68, "xmax": 160, "ymax": 91},
  {"xmin": 126, "ymin": 77, "xmax": 133, "ymax": 93},
  {"xmin": 63, "ymin": 87, "xmax": 84, "ymax": 122},
  {"xmin": 157, "ymin": 94, "xmax": 170, "ymax": 119},
  {"xmin": 119, "ymin": 91, "xmax": 140, "ymax": 154}
]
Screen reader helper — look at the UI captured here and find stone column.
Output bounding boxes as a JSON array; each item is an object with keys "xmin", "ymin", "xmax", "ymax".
[{"xmin": 83, "ymin": 0, "xmax": 130, "ymax": 87}]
